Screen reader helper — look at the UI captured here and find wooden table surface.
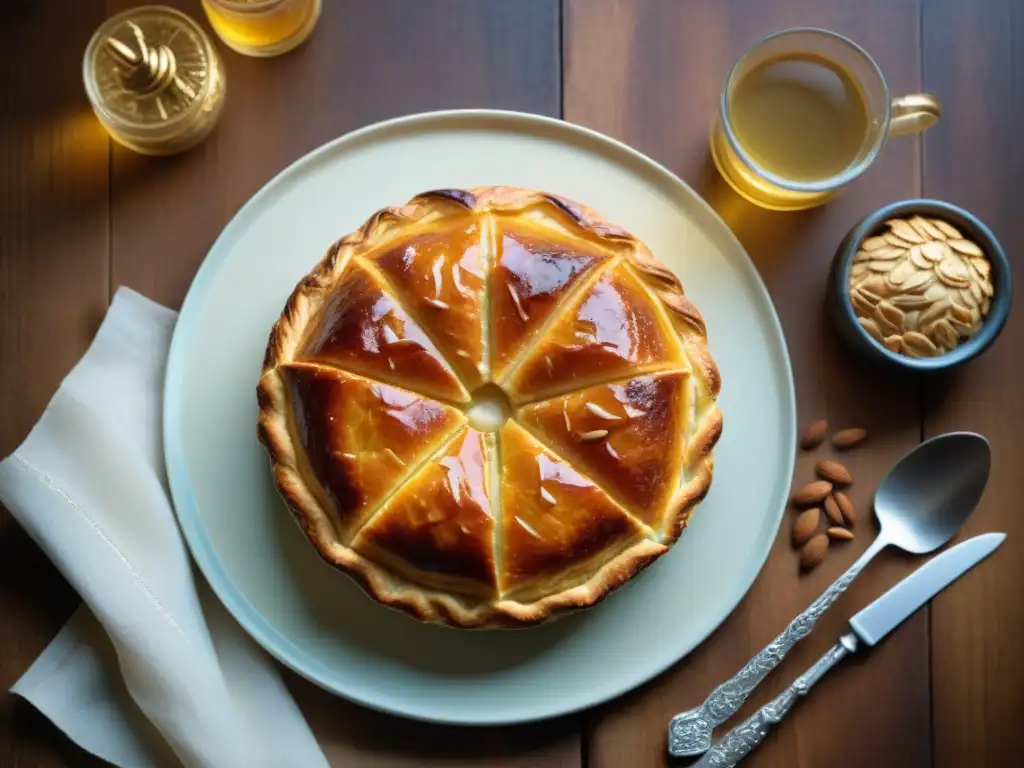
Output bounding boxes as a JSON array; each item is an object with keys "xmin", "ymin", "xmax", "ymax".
[{"xmin": 2, "ymin": 1, "xmax": 1021, "ymax": 765}]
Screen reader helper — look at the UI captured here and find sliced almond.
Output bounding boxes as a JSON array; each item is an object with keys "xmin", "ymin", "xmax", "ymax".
[
  {"xmin": 851, "ymin": 289, "xmax": 878, "ymax": 317},
  {"xmin": 884, "ymin": 233, "xmax": 914, "ymax": 249},
  {"xmin": 816, "ymin": 459, "xmax": 853, "ymax": 485},
  {"xmin": 982, "ymin": 297, "xmax": 991, "ymax": 316},
  {"xmin": 876, "ymin": 301, "xmax": 905, "ymax": 332},
  {"xmin": 850, "ymin": 262, "xmax": 870, "ymax": 279},
  {"xmin": 800, "ymin": 534, "xmax": 829, "ymax": 570},
  {"xmin": 577, "ymin": 429, "xmax": 609, "ymax": 441},
  {"xmin": 901, "ymin": 271, "xmax": 937, "ymax": 295},
  {"xmin": 910, "ymin": 216, "xmax": 945, "ymax": 241},
  {"xmin": 858, "ymin": 317, "xmax": 883, "ymax": 342},
  {"xmin": 920, "ymin": 240, "xmax": 949, "ymax": 264},
  {"xmin": 800, "ymin": 419, "xmax": 829, "ymax": 450},
  {"xmin": 970, "ymin": 257, "xmax": 991, "ymax": 279},
  {"xmin": 792, "ymin": 508, "xmax": 821, "ymax": 547},
  {"xmin": 828, "ymin": 527, "xmax": 855, "ymax": 541},
  {"xmin": 959, "ymin": 288, "xmax": 979, "ymax": 309},
  {"xmin": 908, "ymin": 245, "xmax": 932, "ymax": 270},
  {"xmin": 833, "ymin": 491, "xmax": 856, "ymax": 526},
  {"xmin": 903, "ymin": 330, "xmax": 941, "ymax": 358},
  {"xmin": 886, "ymin": 259, "xmax": 917, "ymax": 286},
  {"xmin": 832, "ymin": 428, "xmax": 867, "ymax": 450},
  {"xmin": 861, "ymin": 235, "xmax": 891, "ymax": 251},
  {"xmin": 918, "ymin": 297, "xmax": 952, "ymax": 328},
  {"xmin": 874, "ymin": 305, "xmax": 902, "ymax": 336},
  {"xmin": 950, "ymin": 303, "xmax": 973, "ymax": 324},
  {"xmin": 930, "ymin": 319, "xmax": 959, "ymax": 350},
  {"xmin": 948, "ymin": 238, "xmax": 984, "ymax": 257},
  {"xmin": 869, "ymin": 260, "xmax": 896, "ymax": 273},
  {"xmin": 823, "ymin": 495, "xmax": 844, "ymax": 525},
  {"xmin": 883, "ymin": 335, "xmax": 903, "ymax": 353},
  {"xmin": 981, "ymin": 279, "xmax": 994, "ymax": 298},
  {"xmin": 932, "ymin": 219, "xmax": 962, "ymax": 239},
  {"xmin": 887, "ymin": 218, "xmax": 925, "ymax": 243},
  {"xmin": 937, "ymin": 255, "xmax": 971, "ymax": 288},
  {"xmin": 891, "ymin": 293, "xmax": 936, "ymax": 310},
  {"xmin": 585, "ymin": 402, "xmax": 622, "ymax": 421},
  {"xmin": 792, "ymin": 480, "xmax": 833, "ymax": 506},
  {"xmin": 903, "ymin": 310, "xmax": 922, "ymax": 331}
]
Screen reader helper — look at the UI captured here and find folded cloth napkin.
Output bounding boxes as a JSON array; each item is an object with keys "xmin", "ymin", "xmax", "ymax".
[{"xmin": 0, "ymin": 288, "xmax": 329, "ymax": 768}]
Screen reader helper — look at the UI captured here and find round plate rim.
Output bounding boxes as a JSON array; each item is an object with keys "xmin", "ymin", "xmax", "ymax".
[{"xmin": 164, "ymin": 108, "xmax": 796, "ymax": 726}]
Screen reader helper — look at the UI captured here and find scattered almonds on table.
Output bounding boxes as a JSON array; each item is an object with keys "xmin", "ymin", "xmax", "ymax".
[
  {"xmin": 791, "ymin": 422, "xmax": 867, "ymax": 571},
  {"xmin": 847, "ymin": 216, "xmax": 994, "ymax": 358}
]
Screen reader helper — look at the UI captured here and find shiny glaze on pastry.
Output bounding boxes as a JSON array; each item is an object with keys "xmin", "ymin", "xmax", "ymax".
[
  {"xmin": 280, "ymin": 362, "xmax": 465, "ymax": 537},
  {"xmin": 489, "ymin": 219, "xmax": 612, "ymax": 382},
  {"xmin": 353, "ymin": 428, "xmax": 498, "ymax": 596},
  {"xmin": 517, "ymin": 372, "xmax": 688, "ymax": 529},
  {"xmin": 259, "ymin": 186, "xmax": 722, "ymax": 627},
  {"xmin": 498, "ymin": 422, "xmax": 645, "ymax": 600},
  {"xmin": 365, "ymin": 216, "xmax": 487, "ymax": 389},
  {"xmin": 297, "ymin": 260, "xmax": 468, "ymax": 403},
  {"xmin": 506, "ymin": 262, "xmax": 684, "ymax": 402}
]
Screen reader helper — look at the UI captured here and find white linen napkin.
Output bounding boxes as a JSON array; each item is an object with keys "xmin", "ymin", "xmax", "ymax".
[{"xmin": 0, "ymin": 288, "xmax": 329, "ymax": 768}]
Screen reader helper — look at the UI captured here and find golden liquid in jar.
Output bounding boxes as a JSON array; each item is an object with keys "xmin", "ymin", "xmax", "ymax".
[
  {"xmin": 728, "ymin": 53, "xmax": 870, "ymax": 182},
  {"xmin": 201, "ymin": 0, "xmax": 320, "ymax": 56}
]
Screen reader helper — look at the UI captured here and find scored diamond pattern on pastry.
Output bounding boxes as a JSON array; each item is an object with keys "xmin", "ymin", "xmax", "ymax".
[
  {"xmin": 490, "ymin": 219, "xmax": 615, "ymax": 383},
  {"xmin": 506, "ymin": 262, "xmax": 684, "ymax": 403},
  {"xmin": 498, "ymin": 422, "xmax": 646, "ymax": 600},
  {"xmin": 351, "ymin": 428, "xmax": 499, "ymax": 597},
  {"xmin": 363, "ymin": 215, "xmax": 488, "ymax": 389},
  {"xmin": 517, "ymin": 371, "xmax": 689, "ymax": 531},
  {"xmin": 297, "ymin": 260, "xmax": 469, "ymax": 403},
  {"xmin": 279, "ymin": 363, "xmax": 465, "ymax": 539}
]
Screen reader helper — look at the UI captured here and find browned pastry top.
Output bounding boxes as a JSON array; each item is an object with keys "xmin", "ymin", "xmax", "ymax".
[{"xmin": 258, "ymin": 186, "xmax": 721, "ymax": 627}]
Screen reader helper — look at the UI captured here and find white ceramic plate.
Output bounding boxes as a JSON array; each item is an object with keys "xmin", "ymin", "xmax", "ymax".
[{"xmin": 165, "ymin": 110, "xmax": 795, "ymax": 725}]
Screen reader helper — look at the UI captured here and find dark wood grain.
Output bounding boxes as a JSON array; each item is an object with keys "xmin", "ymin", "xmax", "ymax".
[
  {"xmin": 0, "ymin": 1, "xmax": 111, "ymax": 766},
  {"xmin": 922, "ymin": 2, "xmax": 1024, "ymax": 766},
  {"xmin": 565, "ymin": 2, "xmax": 930, "ymax": 766},
  {"xmin": 103, "ymin": 1, "xmax": 574, "ymax": 766}
]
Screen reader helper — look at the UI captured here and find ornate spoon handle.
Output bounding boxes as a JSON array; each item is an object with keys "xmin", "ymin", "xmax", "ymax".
[
  {"xmin": 694, "ymin": 633, "xmax": 860, "ymax": 767},
  {"xmin": 667, "ymin": 538, "xmax": 886, "ymax": 758}
]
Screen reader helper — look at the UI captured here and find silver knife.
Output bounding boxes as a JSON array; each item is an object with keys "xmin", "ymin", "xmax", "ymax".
[{"xmin": 695, "ymin": 532, "xmax": 1006, "ymax": 767}]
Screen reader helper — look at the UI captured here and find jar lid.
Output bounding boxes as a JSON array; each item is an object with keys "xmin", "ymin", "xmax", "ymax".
[{"xmin": 83, "ymin": 5, "xmax": 220, "ymax": 133}]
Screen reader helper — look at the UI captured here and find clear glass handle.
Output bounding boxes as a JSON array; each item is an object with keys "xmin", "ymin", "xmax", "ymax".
[{"xmin": 889, "ymin": 93, "xmax": 942, "ymax": 136}]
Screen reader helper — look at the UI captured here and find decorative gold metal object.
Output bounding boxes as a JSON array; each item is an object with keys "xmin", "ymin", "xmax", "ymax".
[{"xmin": 83, "ymin": 6, "xmax": 225, "ymax": 156}]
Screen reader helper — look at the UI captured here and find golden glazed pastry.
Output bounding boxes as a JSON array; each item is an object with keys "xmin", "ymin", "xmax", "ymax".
[{"xmin": 257, "ymin": 187, "xmax": 722, "ymax": 627}]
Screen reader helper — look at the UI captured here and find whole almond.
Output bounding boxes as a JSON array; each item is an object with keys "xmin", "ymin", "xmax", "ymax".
[
  {"xmin": 834, "ymin": 491, "xmax": 856, "ymax": 526},
  {"xmin": 816, "ymin": 459, "xmax": 853, "ymax": 485},
  {"xmin": 800, "ymin": 419, "xmax": 829, "ymax": 450},
  {"xmin": 823, "ymin": 495, "xmax": 844, "ymax": 525},
  {"xmin": 792, "ymin": 508, "xmax": 821, "ymax": 547},
  {"xmin": 792, "ymin": 480, "xmax": 833, "ymax": 506},
  {"xmin": 800, "ymin": 534, "xmax": 829, "ymax": 570},
  {"xmin": 828, "ymin": 526, "xmax": 855, "ymax": 541},
  {"xmin": 832, "ymin": 428, "xmax": 868, "ymax": 449}
]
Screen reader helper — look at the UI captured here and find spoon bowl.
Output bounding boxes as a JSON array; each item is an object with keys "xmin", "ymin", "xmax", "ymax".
[{"xmin": 874, "ymin": 432, "xmax": 991, "ymax": 554}]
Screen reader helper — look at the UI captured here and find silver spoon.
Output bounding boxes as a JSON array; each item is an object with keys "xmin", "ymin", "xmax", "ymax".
[{"xmin": 668, "ymin": 432, "xmax": 991, "ymax": 758}]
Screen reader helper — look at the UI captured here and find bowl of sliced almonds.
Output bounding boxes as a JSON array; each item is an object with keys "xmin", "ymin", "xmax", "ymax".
[{"xmin": 828, "ymin": 199, "xmax": 1012, "ymax": 371}]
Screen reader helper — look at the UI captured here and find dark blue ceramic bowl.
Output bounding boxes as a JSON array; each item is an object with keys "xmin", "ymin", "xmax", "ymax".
[{"xmin": 828, "ymin": 199, "xmax": 1012, "ymax": 371}]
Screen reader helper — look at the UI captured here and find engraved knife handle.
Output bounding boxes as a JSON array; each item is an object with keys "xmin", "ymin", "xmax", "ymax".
[
  {"xmin": 694, "ymin": 633, "xmax": 860, "ymax": 768},
  {"xmin": 667, "ymin": 537, "xmax": 886, "ymax": 758}
]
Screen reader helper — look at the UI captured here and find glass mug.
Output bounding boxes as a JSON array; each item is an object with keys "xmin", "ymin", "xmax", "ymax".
[
  {"xmin": 202, "ymin": 0, "xmax": 321, "ymax": 57},
  {"xmin": 710, "ymin": 28, "xmax": 940, "ymax": 210}
]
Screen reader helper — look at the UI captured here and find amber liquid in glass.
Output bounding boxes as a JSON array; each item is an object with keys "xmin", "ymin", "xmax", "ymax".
[
  {"xmin": 729, "ymin": 54, "xmax": 870, "ymax": 182},
  {"xmin": 202, "ymin": 0, "xmax": 320, "ymax": 56}
]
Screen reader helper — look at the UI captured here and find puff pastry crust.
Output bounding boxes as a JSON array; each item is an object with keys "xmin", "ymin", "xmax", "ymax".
[{"xmin": 257, "ymin": 186, "xmax": 722, "ymax": 627}]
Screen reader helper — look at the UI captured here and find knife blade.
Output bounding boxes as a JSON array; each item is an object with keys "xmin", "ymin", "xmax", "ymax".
[{"xmin": 849, "ymin": 532, "xmax": 1005, "ymax": 645}]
